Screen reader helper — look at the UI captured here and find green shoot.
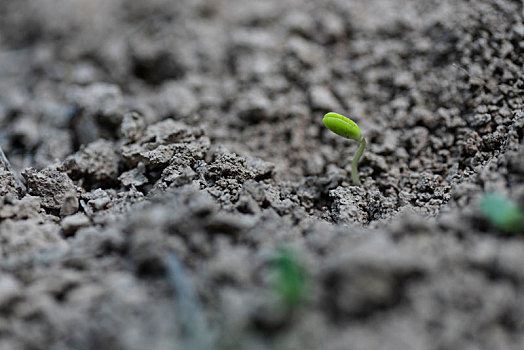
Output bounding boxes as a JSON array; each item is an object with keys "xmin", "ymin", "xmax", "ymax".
[
  {"xmin": 480, "ymin": 193, "xmax": 524, "ymax": 234},
  {"xmin": 322, "ymin": 112, "xmax": 366, "ymax": 186},
  {"xmin": 272, "ymin": 247, "xmax": 307, "ymax": 310}
]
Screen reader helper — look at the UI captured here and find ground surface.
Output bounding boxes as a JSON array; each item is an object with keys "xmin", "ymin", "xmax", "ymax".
[{"xmin": 0, "ymin": 0, "xmax": 523, "ymax": 349}]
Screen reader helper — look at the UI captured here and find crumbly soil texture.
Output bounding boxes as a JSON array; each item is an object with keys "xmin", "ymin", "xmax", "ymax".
[{"xmin": 1, "ymin": 0, "xmax": 523, "ymax": 349}]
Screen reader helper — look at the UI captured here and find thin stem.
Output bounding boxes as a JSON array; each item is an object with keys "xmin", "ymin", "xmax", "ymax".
[
  {"xmin": 351, "ymin": 137, "xmax": 366, "ymax": 186},
  {"xmin": 0, "ymin": 146, "xmax": 23, "ymax": 191}
]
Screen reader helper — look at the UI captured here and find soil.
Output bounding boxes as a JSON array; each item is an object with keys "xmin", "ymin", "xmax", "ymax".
[{"xmin": 0, "ymin": 0, "xmax": 523, "ymax": 349}]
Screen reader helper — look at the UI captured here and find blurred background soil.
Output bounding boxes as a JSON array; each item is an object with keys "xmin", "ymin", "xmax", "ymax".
[{"xmin": 0, "ymin": 0, "xmax": 523, "ymax": 349}]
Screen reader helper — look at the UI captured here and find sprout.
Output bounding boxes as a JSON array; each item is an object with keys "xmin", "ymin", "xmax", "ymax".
[
  {"xmin": 480, "ymin": 194, "xmax": 524, "ymax": 234},
  {"xmin": 272, "ymin": 247, "xmax": 307, "ymax": 310},
  {"xmin": 322, "ymin": 112, "xmax": 366, "ymax": 186}
]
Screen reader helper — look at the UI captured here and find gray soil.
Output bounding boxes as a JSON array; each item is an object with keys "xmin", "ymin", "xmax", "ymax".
[{"xmin": 1, "ymin": 0, "xmax": 523, "ymax": 349}]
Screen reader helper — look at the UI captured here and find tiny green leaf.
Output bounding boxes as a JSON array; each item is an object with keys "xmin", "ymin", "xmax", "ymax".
[
  {"xmin": 322, "ymin": 112, "xmax": 366, "ymax": 186},
  {"xmin": 480, "ymin": 194, "xmax": 524, "ymax": 234},
  {"xmin": 322, "ymin": 112, "xmax": 362, "ymax": 141},
  {"xmin": 272, "ymin": 247, "xmax": 307, "ymax": 310}
]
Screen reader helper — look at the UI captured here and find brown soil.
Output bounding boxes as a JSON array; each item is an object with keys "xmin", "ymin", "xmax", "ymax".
[{"xmin": 1, "ymin": 0, "xmax": 523, "ymax": 349}]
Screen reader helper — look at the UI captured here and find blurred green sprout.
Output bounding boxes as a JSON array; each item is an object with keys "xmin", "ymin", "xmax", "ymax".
[
  {"xmin": 272, "ymin": 247, "xmax": 307, "ymax": 310},
  {"xmin": 322, "ymin": 112, "xmax": 366, "ymax": 186},
  {"xmin": 480, "ymin": 193, "xmax": 524, "ymax": 234}
]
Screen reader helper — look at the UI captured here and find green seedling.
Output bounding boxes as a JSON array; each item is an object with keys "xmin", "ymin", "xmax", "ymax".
[
  {"xmin": 272, "ymin": 247, "xmax": 307, "ymax": 310},
  {"xmin": 480, "ymin": 193, "xmax": 524, "ymax": 234},
  {"xmin": 322, "ymin": 112, "xmax": 366, "ymax": 186}
]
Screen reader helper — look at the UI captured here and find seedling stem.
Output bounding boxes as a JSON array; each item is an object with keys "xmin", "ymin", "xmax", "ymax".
[{"xmin": 322, "ymin": 112, "xmax": 366, "ymax": 186}]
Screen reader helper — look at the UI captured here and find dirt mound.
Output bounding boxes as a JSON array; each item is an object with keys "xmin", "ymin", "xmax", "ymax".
[{"xmin": 0, "ymin": 0, "xmax": 523, "ymax": 349}]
